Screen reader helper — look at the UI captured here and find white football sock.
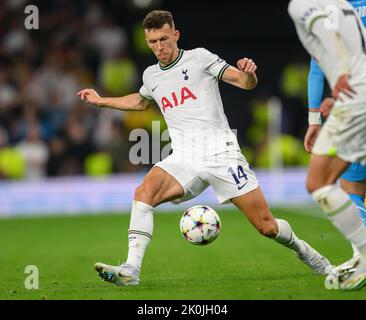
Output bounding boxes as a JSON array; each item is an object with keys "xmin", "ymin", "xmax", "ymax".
[
  {"xmin": 126, "ymin": 200, "xmax": 154, "ymax": 271},
  {"xmin": 351, "ymin": 243, "xmax": 360, "ymax": 257},
  {"xmin": 274, "ymin": 219, "xmax": 306, "ymax": 254},
  {"xmin": 312, "ymin": 185, "xmax": 366, "ymax": 258}
]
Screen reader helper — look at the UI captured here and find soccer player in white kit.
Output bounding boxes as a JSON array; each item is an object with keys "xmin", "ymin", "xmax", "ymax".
[
  {"xmin": 78, "ymin": 10, "xmax": 331, "ymax": 287},
  {"xmin": 288, "ymin": 0, "xmax": 366, "ymax": 290}
]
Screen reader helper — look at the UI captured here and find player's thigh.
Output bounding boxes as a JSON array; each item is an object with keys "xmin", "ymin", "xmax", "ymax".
[
  {"xmin": 152, "ymin": 159, "xmax": 209, "ymax": 206},
  {"xmin": 306, "ymin": 154, "xmax": 349, "ymax": 192},
  {"xmin": 204, "ymin": 154, "xmax": 276, "ymax": 234},
  {"xmin": 231, "ymin": 188, "xmax": 277, "ymax": 236},
  {"xmin": 134, "ymin": 166, "xmax": 185, "ymax": 206},
  {"xmin": 204, "ymin": 154, "xmax": 258, "ymax": 204}
]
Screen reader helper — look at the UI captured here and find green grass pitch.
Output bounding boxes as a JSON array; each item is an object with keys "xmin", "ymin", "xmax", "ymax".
[{"xmin": 1, "ymin": 207, "xmax": 365, "ymax": 300}]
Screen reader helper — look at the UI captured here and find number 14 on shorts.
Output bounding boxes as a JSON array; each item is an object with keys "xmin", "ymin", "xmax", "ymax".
[{"xmin": 228, "ymin": 165, "xmax": 248, "ymax": 189}]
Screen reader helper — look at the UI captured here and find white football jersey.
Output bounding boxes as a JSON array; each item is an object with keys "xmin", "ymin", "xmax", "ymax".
[
  {"xmin": 139, "ymin": 48, "xmax": 241, "ymax": 160},
  {"xmin": 288, "ymin": 0, "xmax": 366, "ymax": 103}
]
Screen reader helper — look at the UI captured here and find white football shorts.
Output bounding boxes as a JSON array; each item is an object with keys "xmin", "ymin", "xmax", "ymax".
[
  {"xmin": 154, "ymin": 151, "xmax": 259, "ymax": 204},
  {"xmin": 312, "ymin": 103, "xmax": 366, "ymax": 165}
]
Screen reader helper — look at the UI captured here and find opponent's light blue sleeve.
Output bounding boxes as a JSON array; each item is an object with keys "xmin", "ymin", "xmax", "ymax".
[{"xmin": 307, "ymin": 58, "xmax": 325, "ymax": 109}]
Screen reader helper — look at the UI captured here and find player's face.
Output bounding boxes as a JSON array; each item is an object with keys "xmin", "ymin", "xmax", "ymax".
[{"xmin": 145, "ymin": 24, "xmax": 180, "ymax": 65}]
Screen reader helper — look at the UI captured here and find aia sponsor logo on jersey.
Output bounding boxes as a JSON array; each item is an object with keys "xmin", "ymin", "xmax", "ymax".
[{"xmin": 161, "ymin": 87, "xmax": 197, "ymax": 113}]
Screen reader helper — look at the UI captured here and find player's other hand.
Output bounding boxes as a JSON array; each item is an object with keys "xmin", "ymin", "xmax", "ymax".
[
  {"xmin": 237, "ymin": 58, "xmax": 257, "ymax": 75},
  {"xmin": 304, "ymin": 125, "xmax": 321, "ymax": 153},
  {"xmin": 77, "ymin": 88, "xmax": 102, "ymax": 105},
  {"xmin": 332, "ymin": 74, "xmax": 356, "ymax": 102},
  {"xmin": 320, "ymin": 97, "xmax": 335, "ymax": 118}
]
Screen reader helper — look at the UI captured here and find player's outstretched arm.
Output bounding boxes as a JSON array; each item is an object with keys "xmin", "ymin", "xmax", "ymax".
[
  {"xmin": 77, "ymin": 89, "xmax": 154, "ymax": 111},
  {"xmin": 221, "ymin": 58, "xmax": 257, "ymax": 90}
]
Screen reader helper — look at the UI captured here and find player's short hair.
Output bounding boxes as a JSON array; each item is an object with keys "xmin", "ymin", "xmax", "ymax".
[{"xmin": 142, "ymin": 10, "xmax": 175, "ymax": 30}]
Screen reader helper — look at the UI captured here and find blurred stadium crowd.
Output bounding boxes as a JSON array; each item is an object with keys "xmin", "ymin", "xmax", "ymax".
[
  {"xmin": 0, "ymin": 0, "xmax": 164, "ymax": 180},
  {"xmin": 0, "ymin": 0, "xmax": 311, "ymax": 181}
]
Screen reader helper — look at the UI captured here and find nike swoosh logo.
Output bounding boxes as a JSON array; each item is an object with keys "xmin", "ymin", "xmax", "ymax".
[
  {"xmin": 237, "ymin": 181, "xmax": 248, "ymax": 190},
  {"xmin": 152, "ymin": 85, "xmax": 159, "ymax": 92}
]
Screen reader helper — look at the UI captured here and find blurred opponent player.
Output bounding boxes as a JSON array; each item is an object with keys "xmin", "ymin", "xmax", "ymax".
[
  {"xmin": 289, "ymin": 0, "xmax": 366, "ymax": 290},
  {"xmin": 78, "ymin": 10, "xmax": 331, "ymax": 286},
  {"xmin": 306, "ymin": 0, "xmax": 366, "ymax": 283}
]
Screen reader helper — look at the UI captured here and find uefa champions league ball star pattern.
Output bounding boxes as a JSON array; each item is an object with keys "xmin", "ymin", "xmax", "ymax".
[{"xmin": 180, "ymin": 205, "xmax": 221, "ymax": 245}]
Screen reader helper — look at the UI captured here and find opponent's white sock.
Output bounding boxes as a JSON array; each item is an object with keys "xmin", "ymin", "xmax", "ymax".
[
  {"xmin": 312, "ymin": 185, "xmax": 366, "ymax": 258},
  {"xmin": 274, "ymin": 219, "xmax": 306, "ymax": 254},
  {"xmin": 126, "ymin": 200, "xmax": 154, "ymax": 271},
  {"xmin": 351, "ymin": 243, "xmax": 360, "ymax": 257}
]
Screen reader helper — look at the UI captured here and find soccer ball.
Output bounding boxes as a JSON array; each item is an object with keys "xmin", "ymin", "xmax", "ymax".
[{"xmin": 180, "ymin": 205, "xmax": 221, "ymax": 245}]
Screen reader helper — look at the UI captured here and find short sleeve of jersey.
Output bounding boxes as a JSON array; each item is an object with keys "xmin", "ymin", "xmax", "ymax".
[
  {"xmin": 196, "ymin": 48, "xmax": 230, "ymax": 80},
  {"xmin": 288, "ymin": 0, "xmax": 327, "ymax": 32},
  {"xmin": 139, "ymin": 70, "xmax": 155, "ymax": 101}
]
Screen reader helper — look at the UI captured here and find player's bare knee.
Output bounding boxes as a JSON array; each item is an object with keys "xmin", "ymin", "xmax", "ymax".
[
  {"xmin": 306, "ymin": 180, "xmax": 316, "ymax": 194},
  {"xmin": 134, "ymin": 184, "xmax": 156, "ymax": 205},
  {"xmin": 306, "ymin": 178, "xmax": 324, "ymax": 194},
  {"xmin": 134, "ymin": 184, "xmax": 147, "ymax": 201}
]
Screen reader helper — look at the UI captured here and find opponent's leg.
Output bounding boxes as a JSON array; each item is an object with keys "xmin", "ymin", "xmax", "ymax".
[
  {"xmin": 325, "ymin": 178, "xmax": 366, "ymax": 284},
  {"xmin": 307, "ymin": 155, "xmax": 366, "ymax": 290},
  {"xmin": 231, "ymin": 188, "xmax": 332, "ymax": 275}
]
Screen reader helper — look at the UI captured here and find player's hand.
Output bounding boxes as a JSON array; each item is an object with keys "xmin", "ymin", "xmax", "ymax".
[
  {"xmin": 237, "ymin": 58, "xmax": 257, "ymax": 75},
  {"xmin": 320, "ymin": 97, "xmax": 335, "ymax": 118},
  {"xmin": 332, "ymin": 75, "xmax": 356, "ymax": 102},
  {"xmin": 77, "ymin": 88, "xmax": 102, "ymax": 105},
  {"xmin": 304, "ymin": 125, "xmax": 321, "ymax": 153}
]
